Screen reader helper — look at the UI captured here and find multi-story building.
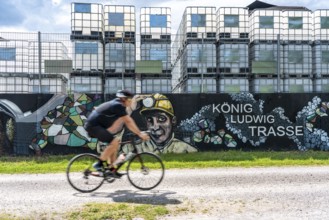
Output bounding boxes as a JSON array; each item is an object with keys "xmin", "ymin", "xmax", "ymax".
[
  {"xmin": 1, "ymin": 1, "xmax": 329, "ymax": 94},
  {"xmin": 139, "ymin": 7, "xmax": 172, "ymax": 93},
  {"xmin": 70, "ymin": 2, "xmax": 104, "ymax": 94},
  {"xmin": 104, "ymin": 5, "xmax": 136, "ymax": 93},
  {"xmin": 248, "ymin": 1, "xmax": 313, "ymax": 93},
  {"xmin": 0, "ymin": 32, "xmax": 69, "ymax": 94},
  {"xmin": 313, "ymin": 9, "xmax": 329, "ymax": 92},
  {"xmin": 172, "ymin": 6, "xmax": 217, "ymax": 93},
  {"xmin": 216, "ymin": 7, "xmax": 250, "ymax": 93}
]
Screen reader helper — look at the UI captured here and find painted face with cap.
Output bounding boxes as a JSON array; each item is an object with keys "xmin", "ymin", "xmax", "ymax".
[
  {"xmin": 140, "ymin": 94, "xmax": 176, "ymax": 147},
  {"xmin": 144, "ymin": 111, "xmax": 173, "ymax": 146}
]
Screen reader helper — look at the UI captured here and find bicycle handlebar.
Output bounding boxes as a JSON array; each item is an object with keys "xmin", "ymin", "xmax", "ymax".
[
  {"xmin": 119, "ymin": 130, "xmax": 164, "ymax": 154},
  {"xmin": 119, "ymin": 130, "xmax": 150, "ymax": 144},
  {"xmin": 141, "ymin": 130, "xmax": 151, "ymax": 135}
]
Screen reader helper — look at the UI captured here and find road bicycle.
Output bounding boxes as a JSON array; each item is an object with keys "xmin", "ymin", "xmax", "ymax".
[{"xmin": 66, "ymin": 132, "xmax": 165, "ymax": 193}]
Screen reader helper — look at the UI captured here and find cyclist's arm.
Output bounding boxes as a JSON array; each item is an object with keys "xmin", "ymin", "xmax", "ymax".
[
  {"xmin": 126, "ymin": 95, "xmax": 147, "ymax": 115},
  {"xmin": 121, "ymin": 115, "xmax": 143, "ymax": 137}
]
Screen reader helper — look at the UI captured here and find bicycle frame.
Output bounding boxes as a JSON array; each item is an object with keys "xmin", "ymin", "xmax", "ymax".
[
  {"xmin": 116, "ymin": 135, "xmax": 144, "ymax": 171},
  {"xmin": 119, "ymin": 131, "xmax": 163, "ymax": 155}
]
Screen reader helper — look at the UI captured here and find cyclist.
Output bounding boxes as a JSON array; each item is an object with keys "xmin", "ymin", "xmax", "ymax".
[{"xmin": 84, "ymin": 89, "xmax": 150, "ymax": 177}]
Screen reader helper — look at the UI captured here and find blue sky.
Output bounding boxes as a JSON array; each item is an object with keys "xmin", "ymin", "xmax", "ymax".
[{"xmin": 0, "ymin": 0, "xmax": 326, "ymax": 33}]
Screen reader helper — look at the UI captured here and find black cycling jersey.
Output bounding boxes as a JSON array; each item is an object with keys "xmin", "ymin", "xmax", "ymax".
[{"xmin": 85, "ymin": 98, "xmax": 127, "ymax": 128}]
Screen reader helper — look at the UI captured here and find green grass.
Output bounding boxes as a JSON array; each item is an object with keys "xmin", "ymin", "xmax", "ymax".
[
  {"xmin": 0, "ymin": 155, "xmax": 70, "ymax": 174},
  {"xmin": 162, "ymin": 151, "xmax": 329, "ymax": 168},
  {"xmin": 67, "ymin": 203, "xmax": 169, "ymax": 220},
  {"xmin": 0, "ymin": 150, "xmax": 329, "ymax": 174},
  {"xmin": 0, "ymin": 203, "xmax": 170, "ymax": 220}
]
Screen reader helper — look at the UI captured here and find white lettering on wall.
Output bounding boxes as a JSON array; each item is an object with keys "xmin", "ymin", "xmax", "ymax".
[{"xmin": 248, "ymin": 126, "xmax": 304, "ymax": 137}]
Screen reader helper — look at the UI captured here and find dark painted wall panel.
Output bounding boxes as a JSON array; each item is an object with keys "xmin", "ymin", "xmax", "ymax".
[{"xmin": 0, "ymin": 93, "xmax": 328, "ymax": 155}]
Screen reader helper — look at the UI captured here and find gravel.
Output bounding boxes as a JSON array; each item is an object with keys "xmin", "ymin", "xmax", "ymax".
[{"xmin": 1, "ymin": 166, "xmax": 329, "ymax": 219}]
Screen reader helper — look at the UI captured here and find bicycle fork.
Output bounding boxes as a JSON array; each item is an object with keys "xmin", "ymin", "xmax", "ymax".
[{"xmin": 135, "ymin": 154, "xmax": 150, "ymax": 175}]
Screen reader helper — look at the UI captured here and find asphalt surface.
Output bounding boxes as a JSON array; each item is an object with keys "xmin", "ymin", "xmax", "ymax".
[{"xmin": 1, "ymin": 166, "xmax": 329, "ymax": 219}]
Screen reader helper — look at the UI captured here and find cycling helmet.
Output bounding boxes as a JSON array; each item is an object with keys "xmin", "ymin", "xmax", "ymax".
[{"xmin": 116, "ymin": 89, "xmax": 134, "ymax": 98}]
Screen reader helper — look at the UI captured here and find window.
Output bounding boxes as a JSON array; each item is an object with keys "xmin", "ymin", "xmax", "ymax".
[
  {"xmin": 207, "ymin": 32, "xmax": 216, "ymax": 38},
  {"xmin": 224, "ymin": 15, "xmax": 239, "ymax": 27},
  {"xmin": 32, "ymin": 85, "xmax": 50, "ymax": 93},
  {"xmin": 74, "ymin": 3, "xmax": 91, "ymax": 13},
  {"xmin": 259, "ymin": 16, "xmax": 273, "ymax": 28},
  {"xmin": 321, "ymin": 17, "xmax": 329, "ymax": 29},
  {"xmin": 73, "ymin": 84, "xmax": 91, "ymax": 92},
  {"xmin": 108, "ymin": 13, "xmax": 124, "ymax": 26},
  {"xmin": 32, "ymin": 86, "xmax": 39, "ymax": 93},
  {"xmin": 75, "ymin": 43, "xmax": 98, "ymax": 54},
  {"xmin": 150, "ymin": 15, "xmax": 167, "ymax": 28},
  {"xmin": 223, "ymin": 49, "xmax": 239, "ymax": 62},
  {"xmin": 191, "ymin": 86, "xmax": 201, "ymax": 92},
  {"xmin": 191, "ymin": 14, "xmax": 206, "ymax": 27},
  {"xmin": 0, "ymin": 48, "xmax": 16, "ymax": 61},
  {"xmin": 225, "ymin": 85, "xmax": 240, "ymax": 93},
  {"xmin": 106, "ymin": 79, "xmax": 121, "ymax": 93},
  {"xmin": 105, "ymin": 78, "xmax": 135, "ymax": 93},
  {"xmin": 187, "ymin": 32, "xmax": 198, "ymax": 38},
  {"xmin": 322, "ymin": 51, "xmax": 329, "ymax": 63},
  {"xmin": 288, "ymin": 51, "xmax": 303, "ymax": 64},
  {"xmin": 259, "ymin": 50, "xmax": 274, "ymax": 61},
  {"xmin": 142, "ymin": 79, "xmax": 170, "ymax": 93},
  {"xmin": 109, "ymin": 49, "xmax": 124, "ymax": 62},
  {"xmin": 190, "ymin": 49, "xmax": 203, "ymax": 62},
  {"xmin": 150, "ymin": 49, "xmax": 167, "ymax": 61},
  {"xmin": 289, "ymin": 17, "xmax": 303, "ymax": 29},
  {"xmin": 189, "ymin": 79, "xmax": 214, "ymax": 93}
]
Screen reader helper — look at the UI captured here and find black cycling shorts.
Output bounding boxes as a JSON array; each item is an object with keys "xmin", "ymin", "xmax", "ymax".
[{"xmin": 85, "ymin": 125, "xmax": 114, "ymax": 143}]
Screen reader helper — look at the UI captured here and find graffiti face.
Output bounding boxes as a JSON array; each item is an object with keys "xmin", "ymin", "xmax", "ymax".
[{"xmin": 144, "ymin": 111, "xmax": 173, "ymax": 146}]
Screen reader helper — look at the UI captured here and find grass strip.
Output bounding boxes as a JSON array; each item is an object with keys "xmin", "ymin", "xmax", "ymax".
[
  {"xmin": 67, "ymin": 203, "xmax": 169, "ymax": 220},
  {"xmin": 0, "ymin": 151, "xmax": 328, "ymax": 174}
]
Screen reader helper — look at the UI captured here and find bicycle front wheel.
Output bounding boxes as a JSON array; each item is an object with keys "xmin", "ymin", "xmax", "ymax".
[
  {"xmin": 66, "ymin": 153, "xmax": 104, "ymax": 193},
  {"xmin": 127, "ymin": 152, "xmax": 165, "ymax": 190}
]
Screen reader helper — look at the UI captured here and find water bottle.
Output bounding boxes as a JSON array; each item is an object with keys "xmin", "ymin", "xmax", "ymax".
[
  {"xmin": 114, "ymin": 153, "xmax": 126, "ymax": 166},
  {"xmin": 125, "ymin": 152, "xmax": 136, "ymax": 162}
]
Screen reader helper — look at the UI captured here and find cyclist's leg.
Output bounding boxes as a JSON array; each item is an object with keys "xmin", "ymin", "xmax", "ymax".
[
  {"xmin": 102, "ymin": 120, "xmax": 125, "ymax": 164},
  {"xmin": 86, "ymin": 125, "xmax": 114, "ymax": 169},
  {"xmin": 100, "ymin": 138, "xmax": 125, "ymax": 178},
  {"xmin": 100, "ymin": 137, "xmax": 120, "ymax": 165},
  {"xmin": 86, "ymin": 121, "xmax": 124, "ymax": 177}
]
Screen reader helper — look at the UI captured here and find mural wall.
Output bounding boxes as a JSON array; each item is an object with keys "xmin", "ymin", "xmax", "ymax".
[{"xmin": 0, "ymin": 92, "xmax": 328, "ymax": 155}]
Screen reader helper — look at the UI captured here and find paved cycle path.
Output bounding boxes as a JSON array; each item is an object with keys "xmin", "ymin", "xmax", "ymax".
[{"xmin": 1, "ymin": 166, "xmax": 329, "ymax": 219}]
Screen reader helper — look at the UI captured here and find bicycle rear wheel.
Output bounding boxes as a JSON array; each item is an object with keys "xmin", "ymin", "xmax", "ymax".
[
  {"xmin": 66, "ymin": 153, "xmax": 104, "ymax": 193},
  {"xmin": 127, "ymin": 152, "xmax": 165, "ymax": 190}
]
